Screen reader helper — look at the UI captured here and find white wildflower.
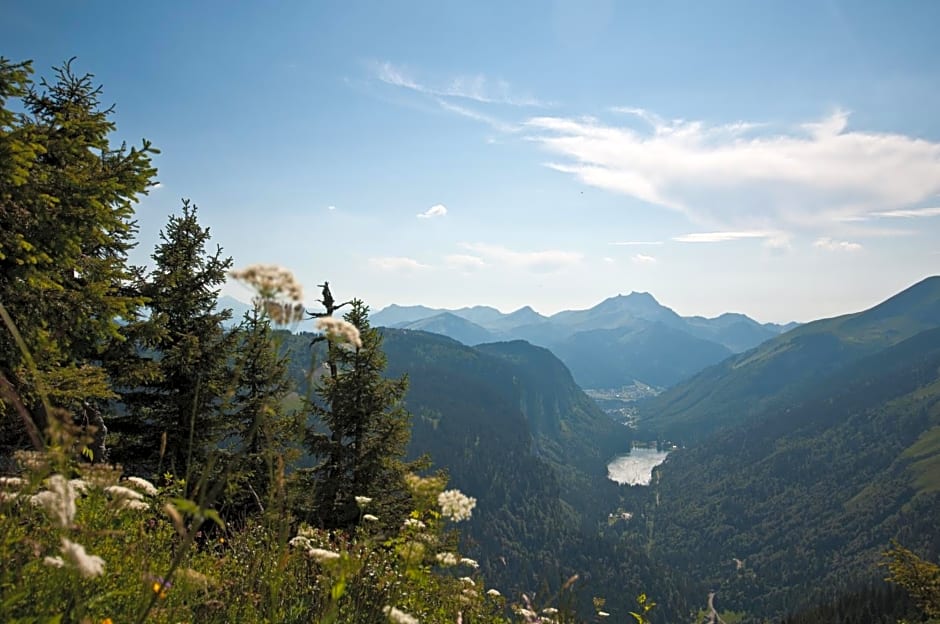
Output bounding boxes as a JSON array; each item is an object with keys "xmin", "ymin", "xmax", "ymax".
[
  {"xmin": 460, "ymin": 557, "xmax": 479, "ymax": 569},
  {"xmin": 516, "ymin": 608, "xmax": 537, "ymax": 619},
  {"xmin": 486, "ymin": 588, "xmax": 501, "ymax": 597},
  {"xmin": 68, "ymin": 478, "xmax": 90, "ymax": 494},
  {"xmin": 0, "ymin": 492, "xmax": 18, "ymax": 503},
  {"xmin": 61, "ymin": 538, "xmax": 105, "ymax": 578},
  {"xmin": 106, "ymin": 484, "xmax": 148, "ymax": 509},
  {"xmin": 124, "ymin": 476, "xmax": 158, "ymax": 496},
  {"xmin": 459, "ymin": 576, "xmax": 475, "ymax": 586},
  {"xmin": 30, "ymin": 475, "xmax": 76, "ymax": 528},
  {"xmin": 597, "ymin": 611, "xmax": 610, "ymax": 618},
  {"xmin": 43, "ymin": 556, "xmax": 65, "ymax": 568},
  {"xmin": 289, "ymin": 536, "xmax": 313, "ymax": 549},
  {"xmin": 403, "ymin": 518, "xmax": 426, "ymax": 529},
  {"xmin": 362, "ymin": 513, "xmax": 379, "ymax": 522},
  {"xmin": 316, "ymin": 317, "xmax": 363, "ymax": 349},
  {"xmin": 542, "ymin": 607, "xmax": 559, "ymax": 615},
  {"xmin": 382, "ymin": 605, "xmax": 419, "ymax": 624},
  {"xmin": 437, "ymin": 489, "xmax": 476, "ymax": 522},
  {"xmin": 230, "ymin": 264, "xmax": 306, "ymax": 325},
  {"xmin": 307, "ymin": 547, "xmax": 341, "ymax": 563},
  {"xmin": 121, "ymin": 499, "xmax": 150, "ymax": 511},
  {"xmin": 354, "ymin": 495, "xmax": 372, "ymax": 507},
  {"xmin": 435, "ymin": 552, "xmax": 458, "ymax": 566},
  {"xmin": 105, "ymin": 484, "xmax": 144, "ymax": 501},
  {"xmin": 0, "ymin": 476, "xmax": 25, "ymax": 488}
]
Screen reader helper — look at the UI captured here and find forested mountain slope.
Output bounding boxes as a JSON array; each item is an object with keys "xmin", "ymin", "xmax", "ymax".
[
  {"xmin": 283, "ymin": 328, "xmax": 686, "ymax": 620},
  {"xmin": 639, "ymin": 276, "xmax": 940, "ymax": 442},
  {"xmin": 643, "ymin": 325, "xmax": 940, "ymax": 620}
]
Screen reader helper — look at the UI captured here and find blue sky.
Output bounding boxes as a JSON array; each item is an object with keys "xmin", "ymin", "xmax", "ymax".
[{"xmin": 4, "ymin": 0, "xmax": 939, "ymax": 322}]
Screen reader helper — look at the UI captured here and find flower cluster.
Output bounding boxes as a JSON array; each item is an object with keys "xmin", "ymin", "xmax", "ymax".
[
  {"xmin": 105, "ymin": 484, "xmax": 149, "ymax": 511},
  {"xmin": 29, "ymin": 475, "xmax": 77, "ymax": 528},
  {"xmin": 437, "ymin": 489, "xmax": 477, "ymax": 522},
  {"xmin": 382, "ymin": 605, "xmax": 418, "ymax": 624},
  {"xmin": 316, "ymin": 317, "xmax": 362, "ymax": 349},
  {"xmin": 230, "ymin": 264, "xmax": 306, "ymax": 325}
]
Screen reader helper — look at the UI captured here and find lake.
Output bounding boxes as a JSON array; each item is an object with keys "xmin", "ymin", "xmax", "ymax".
[{"xmin": 607, "ymin": 447, "xmax": 670, "ymax": 485}]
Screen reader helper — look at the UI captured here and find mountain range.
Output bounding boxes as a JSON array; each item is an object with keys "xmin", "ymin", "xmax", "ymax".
[
  {"xmin": 634, "ymin": 276, "xmax": 940, "ymax": 618},
  {"xmin": 370, "ymin": 293, "xmax": 798, "ymax": 390},
  {"xmin": 276, "ymin": 275, "xmax": 940, "ymax": 622}
]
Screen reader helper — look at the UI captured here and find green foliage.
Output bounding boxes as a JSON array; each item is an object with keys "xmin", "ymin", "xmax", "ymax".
[
  {"xmin": 0, "ymin": 56, "xmax": 157, "ymax": 450},
  {"xmin": 224, "ymin": 307, "xmax": 299, "ymax": 516},
  {"xmin": 644, "ymin": 326, "xmax": 940, "ymax": 618},
  {"xmin": 641, "ymin": 276, "xmax": 940, "ymax": 443},
  {"xmin": 302, "ymin": 301, "xmax": 416, "ymax": 531},
  {"xmin": 884, "ymin": 542, "xmax": 940, "ymax": 620},
  {"xmin": 111, "ymin": 201, "xmax": 236, "ymax": 480}
]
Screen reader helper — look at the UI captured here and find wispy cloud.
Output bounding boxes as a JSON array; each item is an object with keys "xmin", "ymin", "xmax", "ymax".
[
  {"xmin": 444, "ymin": 254, "xmax": 487, "ymax": 270},
  {"xmin": 872, "ymin": 206, "xmax": 940, "ymax": 218},
  {"xmin": 459, "ymin": 242, "xmax": 582, "ymax": 272},
  {"xmin": 417, "ymin": 204, "xmax": 447, "ymax": 219},
  {"xmin": 673, "ymin": 231, "xmax": 776, "ymax": 243},
  {"xmin": 813, "ymin": 237, "xmax": 862, "ymax": 251},
  {"xmin": 327, "ymin": 205, "xmax": 337, "ymax": 211},
  {"xmin": 374, "ymin": 62, "xmax": 547, "ymax": 107},
  {"xmin": 369, "ymin": 256, "xmax": 431, "ymax": 271},
  {"xmin": 608, "ymin": 240, "xmax": 663, "ymax": 246},
  {"xmin": 632, "ymin": 254, "xmax": 657, "ymax": 264},
  {"xmin": 526, "ymin": 108, "xmax": 940, "ymax": 237}
]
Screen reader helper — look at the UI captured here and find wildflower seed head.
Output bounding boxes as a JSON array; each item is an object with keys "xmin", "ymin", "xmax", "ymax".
[
  {"xmin": 437, "ymin": 489, "xmax": 476, "ymax": 522},
  {"xmin": 315, "ymin": 316, "xmax": 363, "ymax": 348},
  {"xmin": 354, "ymin": 495, "xmax": 372, "ymax": 507},
  {"xmin": 288, "ymin": 535, "xmax": 313, "ymax": 549},
  {"xmin": 230, "ymin": 264, "xmax": 304, "ymax": 302},
  {"xmin": 487, "ymin": 589, "xmax": 502, "ymax": 597},
  {"xmin": 362, "ymin": 513, "xmax": 379, "ymax": 522},
  {"xmin": 460, "ymin": 557, "xmax": 479, "ymax": 569},
  {"xmin": 124, "ymin": 476, "xmax": 158, "ymax": 496},
  {"xmin": 382, "ymin": 605, "xmax": 419, "ymax": 624},
  {"xmin": 61, "ymin": 538, "xmax": 105, "ymax": 578},
  {"xmin": 43, "ymin": 555, "xmax": 65, "ymax": 568},
  {"xmin": 30, "ymin": 475, "xmax": 76, "ymax": 528},
  {"xmin": 435, "ymin": 552, "xmax": 458, "ymax": 567},
  {"xmin": 403, "ymin": 518, "xmax": 426, "ymax": 529},
  {"xmin": 307, "ymin": 547, "xmax": 341, "ymax": 563},
  {"xmin": 0, "ymin": 476, "xmax": 25, "ymax": 488}
]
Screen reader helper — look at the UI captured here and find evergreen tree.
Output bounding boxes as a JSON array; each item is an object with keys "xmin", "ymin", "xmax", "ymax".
[
  {"xmin": 303, "ymin": 299, "xmax": 414, "ymax": 530},
  {"xmin": 224, "ymin": 308, "xmax": 297, "ymax": 517},
  {"xmin": 111, "ymin": 201, "xmax": 236, "ymax": 481},
  {"xmin": 0, "ymin": 57, "xmax": 157, "ymax": 455}
]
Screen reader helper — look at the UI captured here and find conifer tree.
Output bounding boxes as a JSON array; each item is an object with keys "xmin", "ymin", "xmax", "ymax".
[
  {"xmin": 111, "ymin": 201, "xmax": 236, "ymax": 480},
  {"xmin": 303, "ymin": 299, "xmax": 415, "ymax": 529},
  {"xmin": 0, "ymin": 57, "xmax": 156, "ymax": 454},
  {"xmin": 224, "ymin": 308, "xmax": 297, "ymax": 516}
]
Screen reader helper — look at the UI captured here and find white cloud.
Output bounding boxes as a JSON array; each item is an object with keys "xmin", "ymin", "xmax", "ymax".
[
  {"xmin": 603, "ymin": 256, "xmax": 615, "ymax": 263},
  {"xmin": 673, "ymin": 231, "xmax": 775, "ymax": 243},
  {"xmin": 872, "ymin": 206, "xmax": 940, "ymax": 218},
  {"xmin": 444, "ymin": 254, "xmax": 487, "ymax": 270},
  {"xmin": 459, "ymin": 242, "xmax": 582, "ymax": 272},
  {"xmin": 526, "ymin": 109, "xmax": 940, "ymax": 236},
  {"xmin": 327, "ymin": 205, "xmax": 337, "ymax": 211},
  {"xmin": 369, "ymin": 256, "xmax": 431, "ymax": 271},
  {"xmin": 608, "ymin": 241, "xmax": 663, "ymax": 246},
  {"xmin": 417, "ymin": 204, "xmax": 448, "ymax": 219},
  {"xmin": 375, "ymin": 62, "xmax": 546, "ymax": 107},
  {"xmin": 632, "ymin": 254, "xmax": 657, "ymax": 264},
  {"xmin": 813, "ymin": 237, "xmax": 862, "ymax": 251}
]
